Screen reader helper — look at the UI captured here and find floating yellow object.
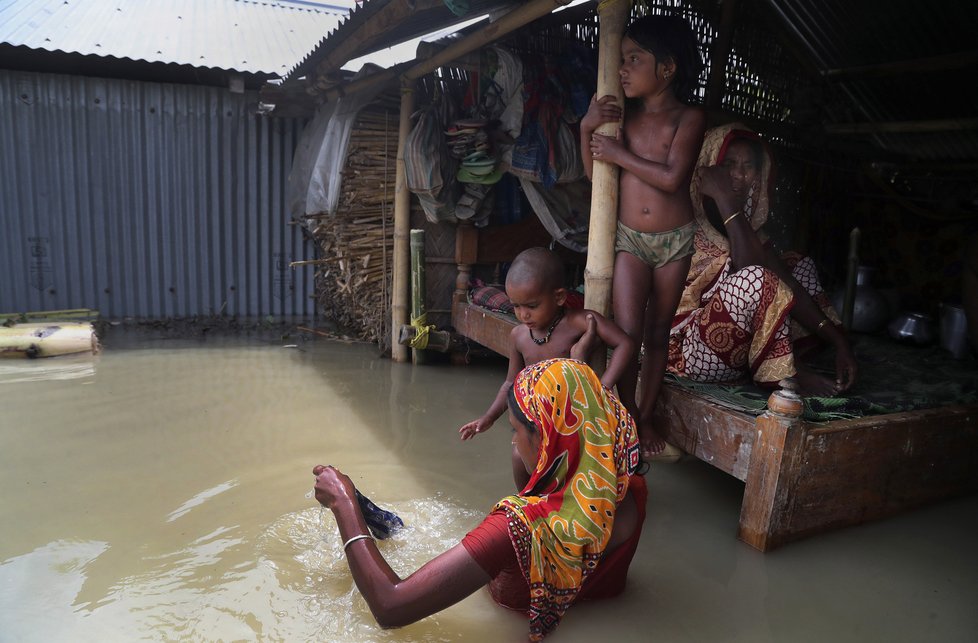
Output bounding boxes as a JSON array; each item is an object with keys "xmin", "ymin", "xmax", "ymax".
[{"xmin": 0, "ymin": 322, "xmax": 99, "ymax": 358}]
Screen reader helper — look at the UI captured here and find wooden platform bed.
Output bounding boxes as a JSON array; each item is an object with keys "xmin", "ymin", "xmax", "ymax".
[{"xmin": 451, "ymin": 218, "xmax": 978, "ymax": 551}]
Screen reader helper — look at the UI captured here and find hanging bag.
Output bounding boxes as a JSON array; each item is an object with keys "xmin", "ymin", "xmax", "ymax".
[{"xmin": 404, "ymin": 99, "xmax": 458, "ymax": 222}]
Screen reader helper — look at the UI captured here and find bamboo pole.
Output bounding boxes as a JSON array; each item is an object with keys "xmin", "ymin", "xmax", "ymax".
[
  {"xmin": 391, "ymin": 79, "xmax": 415, "ymax": 362},
  {"xmin": 409, "ymin": 228, "xmax": 427, "ymax": 365},
  {"xmin": 584, "ymin": 0, "xmax": 630, "ymax": 319},
  {"xmin": 706, "ymin": 0, "xmax": 738, "ymax": 112},
  {"xmin": 841, "ymin": 227, "xmax": 860, "ymax": 332}
]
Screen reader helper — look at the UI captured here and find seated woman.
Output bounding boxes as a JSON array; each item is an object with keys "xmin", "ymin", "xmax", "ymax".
[
  {"xmin": 312, "ymin": 358, "xmax": 646, "ymax": 641},
  {"xmin": 667, "ymin": 123, "xmax": 858, "ymax": 395}
]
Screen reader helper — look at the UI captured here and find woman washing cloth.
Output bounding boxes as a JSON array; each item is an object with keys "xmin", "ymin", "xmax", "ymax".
[
  {"xmin": 667, "ymin": 123, "xmax": 858, "ymax": 395},
  {"xmin": 312, "ymin": 358, "xmax": 645, "ymax": 641}
]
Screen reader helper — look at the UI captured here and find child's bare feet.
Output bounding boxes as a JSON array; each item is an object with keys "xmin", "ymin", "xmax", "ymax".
[
  {"xmin": 637, "ymin": 421, "xmax": 667, "ymax": 457},
  {"xmin": 570, "ymin": 313, "xmax": 598, "ymax": 362}
]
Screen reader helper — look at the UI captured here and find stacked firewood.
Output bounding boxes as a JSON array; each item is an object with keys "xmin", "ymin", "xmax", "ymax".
[{"xmin": 311, "ymin": 93, "xmax": 400, "ymax": 349}]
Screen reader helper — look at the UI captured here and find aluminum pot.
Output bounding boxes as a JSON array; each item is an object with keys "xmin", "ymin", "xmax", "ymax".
[
  {"xmin": 830, "ymin": 266, "xmax": 890, "ymax": 332},
  {"xmin": 888, "ymin": 312, "xmax": 936, "ymax": 345}
]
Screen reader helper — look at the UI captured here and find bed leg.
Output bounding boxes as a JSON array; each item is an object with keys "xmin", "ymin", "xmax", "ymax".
[{"xmin": 738, "ymin": 384, "xmax": 805, "ymax": 551}]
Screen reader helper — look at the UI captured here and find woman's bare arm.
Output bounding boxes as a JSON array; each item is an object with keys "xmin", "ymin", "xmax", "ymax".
[
  {"xmin": 314, "ymin": 466, "xmax": 491, "ymax": 628},
  {"xmin": 697, "ymin": 165, "xmax": 858, "ymax": 390}
]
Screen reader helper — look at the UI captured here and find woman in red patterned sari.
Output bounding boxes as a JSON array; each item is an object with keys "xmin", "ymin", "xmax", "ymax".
[
  {"xmin": 312, "ymin": 358, "xmax": 645, "ymax": 641},
  {"xmin": 667, "ymin": 123, "xmax": 857, "ymax": 394}
]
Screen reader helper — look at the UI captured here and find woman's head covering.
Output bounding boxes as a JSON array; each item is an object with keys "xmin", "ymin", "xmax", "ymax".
[
  {"xmin": 690, "ymin": 123, "xmax": 774, "ymax": 252},
  {"xmin": 495, "ymin": 358, "xmax": 640, "ymax": 641}
]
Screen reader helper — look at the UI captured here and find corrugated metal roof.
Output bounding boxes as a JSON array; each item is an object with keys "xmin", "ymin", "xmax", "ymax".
[{"xmin": 0, "ymin": 0, "xmax": 351, "ymax": 76}]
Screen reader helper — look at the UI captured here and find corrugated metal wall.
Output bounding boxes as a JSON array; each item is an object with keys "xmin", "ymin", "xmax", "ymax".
[{"xmin": 0, "ymin": 70, "xmax": 315, "ymax": 320}]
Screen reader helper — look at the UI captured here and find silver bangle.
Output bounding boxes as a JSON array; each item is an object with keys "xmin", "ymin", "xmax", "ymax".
[{"xmin": 342, "ymin": 534, "xmax": 373, "ymax": 552}]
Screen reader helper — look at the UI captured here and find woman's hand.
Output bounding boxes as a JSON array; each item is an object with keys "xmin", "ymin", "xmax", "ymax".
[
  {"xmin": 581, "ymin": 94, "xmax": 621, "ymax": 134},
  {"xmin": 833, "ymin": 341, "xmax": 859, "ymax": 393},
  {"xmin": 696, "ymin": 165, "xmax": 738, "ymax": 204},
  {"xmin": 312, "ymin": 464, "xmax": 356, "ymax": 510}
]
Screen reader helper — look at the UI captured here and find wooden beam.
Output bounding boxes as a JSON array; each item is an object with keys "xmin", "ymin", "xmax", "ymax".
[
  {"xmin": 403, "ymin": 0, "xmax": 574, "ymax": 80},
  {"xmin": 824, "ymin": 50, "xmax": 978, "ymax": 80},
  {"xmin": 313, "ymin": 0, "xmax": 446, "ymax": 88},
  {"xmin": 825, "ymin": 117, "xmax": 978, "ymax": 135},
  {"xmin": 319, "ymin": 0, "xmax": 573, "ymax": 104}
]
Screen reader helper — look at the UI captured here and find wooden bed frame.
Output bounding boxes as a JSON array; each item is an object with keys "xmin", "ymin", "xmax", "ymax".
[{"xmin": 451, "ymin": 217, "xmax": 978, "ymax": 551}]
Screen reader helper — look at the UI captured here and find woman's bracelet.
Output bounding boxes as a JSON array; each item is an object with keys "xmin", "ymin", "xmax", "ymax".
[
  {"xmin": 342, "ymin": 534, "xmax": 374, "ymax": 552},
  {"xmin": 723, "ymin": 211, "xmax": 742, "ymax": 226},
  {"xmin": 816, "ymin": 318, "xmax": 829, "ymax": 332}
]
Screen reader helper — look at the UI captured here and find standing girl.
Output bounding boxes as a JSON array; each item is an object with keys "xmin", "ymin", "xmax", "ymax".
[{"xmin": 580, "ymin": 14, "xmax": 706, "ymax": 457}]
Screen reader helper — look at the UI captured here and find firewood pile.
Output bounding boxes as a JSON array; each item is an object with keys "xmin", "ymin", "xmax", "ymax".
[{"xmin": 311, "ymin": 93, "xmax": 400, "ymax": 349}]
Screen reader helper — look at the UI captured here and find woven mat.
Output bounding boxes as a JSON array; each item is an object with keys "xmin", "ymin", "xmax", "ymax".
[{"xmin": 666, "ymin": 335, "xmax": 978, "ymax": 422}]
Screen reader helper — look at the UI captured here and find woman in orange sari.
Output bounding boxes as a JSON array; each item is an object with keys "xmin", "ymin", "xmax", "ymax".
[
  {"xmin": 312, "ymin": 358, "xmax": 645, "ymax": 641},
  {"xmin": 667, "ymin": 123, "xmax": 857, "ymax": 394}
]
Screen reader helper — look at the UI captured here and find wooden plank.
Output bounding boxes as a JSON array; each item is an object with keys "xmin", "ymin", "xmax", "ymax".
[
  {"xmin": 823, "ymin": 50, "xmax": 978, "ymax": 80},
  {"xmin": 652, "ymin": 384, "xmax": 758, "ymax": 480},
  {"xmin": 452, "ymin": 301, "xmax": 515, "ymax": 357},
  {"xmin": 775, "ymin": 404, "xmax": 978, "ymax": 544},
  {"xmin": 825, "ymin": 117, "xmax": 978, "ymax": 135}
]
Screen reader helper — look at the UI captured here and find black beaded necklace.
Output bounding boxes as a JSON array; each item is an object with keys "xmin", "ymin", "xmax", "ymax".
[{"xmin": 529, "ymin": 309, "xmax": 564, "ymax": 345}]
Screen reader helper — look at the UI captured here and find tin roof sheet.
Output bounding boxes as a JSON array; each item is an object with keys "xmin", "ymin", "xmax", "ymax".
[{"xmin": 0, "ymin": 0, "xmax": 352, "ymax": 76}]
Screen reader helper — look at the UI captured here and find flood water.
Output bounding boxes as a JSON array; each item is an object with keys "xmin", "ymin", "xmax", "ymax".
[{"xmin": 1, "ymin": 331, "xmax": 975, "ymax": 642}]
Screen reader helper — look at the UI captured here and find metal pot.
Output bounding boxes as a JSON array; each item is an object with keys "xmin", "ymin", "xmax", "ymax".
[
  {"xmin": 888, "ymin": 312, "xmax": 936, "ymax": 345},
  {"xmin": 940, "ymin": 302, "xmax": 969, "ymax": 358},
  {"xmin": 831, "ymin": 266, "xmax": 890, "ymax": 332}
]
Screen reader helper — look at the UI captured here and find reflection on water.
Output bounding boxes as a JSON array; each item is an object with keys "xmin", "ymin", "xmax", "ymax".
[
  {"xmin": 0, "ymin": 353, "xmax": 97, "ymax": 383},
  {"xmin": 0, "ymin": 331, "xmax": 976, "ymax": 642}
]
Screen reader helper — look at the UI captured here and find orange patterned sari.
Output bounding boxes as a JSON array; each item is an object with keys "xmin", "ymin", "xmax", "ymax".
[{"xmin": 495, "ymin": 358, "xmax": 640, "ymax": 641}]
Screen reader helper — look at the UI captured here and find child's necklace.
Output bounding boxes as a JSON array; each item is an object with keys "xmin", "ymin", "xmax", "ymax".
[{"xmin": 530, "ymin": 310, "xmax": 564, "ymax": 345}]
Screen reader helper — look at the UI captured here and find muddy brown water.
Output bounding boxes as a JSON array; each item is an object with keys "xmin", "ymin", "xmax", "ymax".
[{"xmin": 1, "ymin": 331, "xmax": 975, "ymax": 642}]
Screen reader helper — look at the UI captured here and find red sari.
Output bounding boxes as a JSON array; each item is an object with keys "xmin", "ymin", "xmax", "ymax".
[{"xmin": 668, "ymin": 124, "xmax": 840, "ymax": 385}]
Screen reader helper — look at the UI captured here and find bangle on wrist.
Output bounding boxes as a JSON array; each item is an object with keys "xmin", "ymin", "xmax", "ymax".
[
  {"xmin": 342, "ymin": 534, "xmax": 373, "ymax": 552},
  {"xmin": 723, "ymin": 211, "xmax": 741, "ymax": 226}
]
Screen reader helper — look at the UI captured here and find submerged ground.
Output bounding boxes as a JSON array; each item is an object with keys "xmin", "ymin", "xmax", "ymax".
[{"xmin": 0, "ymin": 330, "xmax": 975, "ymax": 642}]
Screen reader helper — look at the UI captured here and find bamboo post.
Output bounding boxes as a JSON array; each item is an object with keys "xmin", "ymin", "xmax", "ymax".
[
  {"xmin": 706, "ymin": 0, "xmax": 738, "ymax": 112},
  {"xmin": 409, "ymin": 228, "xmax": 427, "ymax": 365},
  {"xmin": 842, "ymin": 227, "xmax": 860, "ymax": 332},
  {"xmin": 391, "ymin": 79, "xmax": 415, "ymax": 362},
  {"xmin": 584, "ymin": 0, "xmax": 630, "ymax": 368}
]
